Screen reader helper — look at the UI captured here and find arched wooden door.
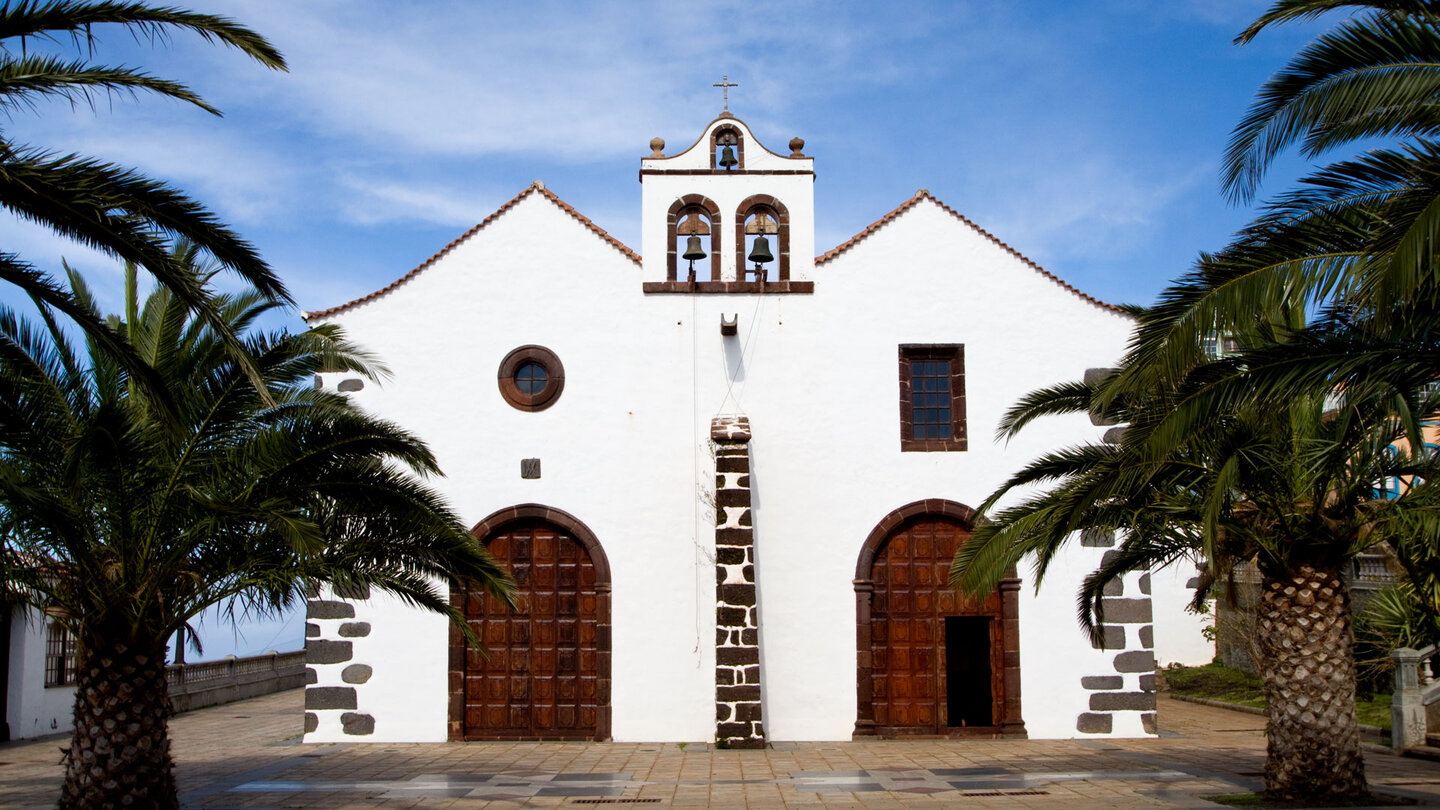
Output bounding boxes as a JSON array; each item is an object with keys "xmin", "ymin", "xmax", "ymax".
[
  {"xmin": 854, "ymin": 501, "xmax": 1024, "ymax": 738},
  {"xmin": 450, "ymin": 507, "xmax": 611, "ymax": 741}
]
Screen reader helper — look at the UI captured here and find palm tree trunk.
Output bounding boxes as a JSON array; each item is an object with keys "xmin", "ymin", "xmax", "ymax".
[
  {"xmin": 59, "ymin": 632, "xmax": 177, "ymax": 810},
  {"xmin": 1256, "ymin": 562, "xmax": 1367, "ymax": 801}
]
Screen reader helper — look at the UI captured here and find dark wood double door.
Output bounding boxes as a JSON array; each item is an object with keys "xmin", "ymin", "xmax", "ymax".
[
  {"xmin": 869, "ymin": 515, "xmax": 1010, "ymax": 735},
  {"xmin": 456, "ymin": 519, "xmax": 603, "ymax": 740}
]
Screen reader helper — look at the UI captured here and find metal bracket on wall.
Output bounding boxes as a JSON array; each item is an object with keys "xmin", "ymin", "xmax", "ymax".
[{"xmin": 720, "ymin": 314, "xmax": 738, "ymax": 336}]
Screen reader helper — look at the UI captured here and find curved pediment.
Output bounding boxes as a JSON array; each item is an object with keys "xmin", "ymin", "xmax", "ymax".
[{"xmin": 641, "ymin": 114, "xmax": 813, "ymax": 174}]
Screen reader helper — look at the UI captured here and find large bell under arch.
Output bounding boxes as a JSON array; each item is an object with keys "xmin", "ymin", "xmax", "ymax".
[{"xmin": 743, "ymin": 211, "xmax": 778, "ymax": 281}]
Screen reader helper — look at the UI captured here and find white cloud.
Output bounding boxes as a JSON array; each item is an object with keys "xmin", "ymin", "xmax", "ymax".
[
  {"xmin": 334, "ymin": 173, "xmax": 508, "ymax": 228},
  {"xmin": 186, "ymin": 0, "xmax": 953, "ymax": 162},
  {"xmin": 969, "ymin": 152, "xmax": 1211, "ymax": 266}
]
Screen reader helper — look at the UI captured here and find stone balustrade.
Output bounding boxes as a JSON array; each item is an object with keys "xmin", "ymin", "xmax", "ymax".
[
  {"xmin": 1392, "ymin": 644, "xmax": 1439, "ymax": 753},
  {"xmin": 167, "ymin": 650, "xmax": 306, "ymax": 713}
]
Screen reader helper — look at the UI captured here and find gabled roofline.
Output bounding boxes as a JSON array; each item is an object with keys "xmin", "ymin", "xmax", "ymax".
[
  {"xmin": 303, "ymin": 182, "xmax": 641, "ymax": 321},
  {"xmin": 815, "ymin": 190, "xmax": 1128, "ymax": 316}
]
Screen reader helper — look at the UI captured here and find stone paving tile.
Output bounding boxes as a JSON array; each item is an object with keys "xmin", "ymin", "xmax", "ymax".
[{"xmin": 4, "ymin": 691, "xmax": 1440, "ymax": 808}]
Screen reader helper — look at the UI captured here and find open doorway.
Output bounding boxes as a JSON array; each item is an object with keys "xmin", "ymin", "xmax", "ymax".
[{"xmin": 945, "ymin": 616, "xmax": 993, "ymax": 727}]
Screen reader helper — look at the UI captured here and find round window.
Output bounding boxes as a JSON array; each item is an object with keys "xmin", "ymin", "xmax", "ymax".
[{"xmin": 498, "ymin": 346, "xmax": 564, "ymax": 411}]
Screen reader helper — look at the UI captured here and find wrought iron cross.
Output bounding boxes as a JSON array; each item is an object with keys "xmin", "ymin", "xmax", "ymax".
[{"xmin": 713, "ymin": 74, "xmax": 737, "ymax": 111}]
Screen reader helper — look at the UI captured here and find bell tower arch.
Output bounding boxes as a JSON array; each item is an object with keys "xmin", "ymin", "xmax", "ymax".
[
  {"xmin": 667, "ymin": 194, "xmax": 721, "ymax": 282},
  {"xmin": 639, "ymin": 113, "xmax": 815, "ymax": 294},
  {"xmin": 736, "ymin": 194, "xmax": 789, "ymax": 282},
  {"xmin": 711, "ymin": 124, "xmax": 744, "ymax": 171}
]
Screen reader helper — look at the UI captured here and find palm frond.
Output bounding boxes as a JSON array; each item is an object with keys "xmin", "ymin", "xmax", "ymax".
[
  {"xmin": 0, "ymin": 54, "xmax": 214, "ymax": 113},
  {"xmin": 1227, "ymin": 4, "xmax": 1440, "ymax": 200},
  {"xmin": 0, "ymin": 1, "xmax": 286, "ymax": 70}
]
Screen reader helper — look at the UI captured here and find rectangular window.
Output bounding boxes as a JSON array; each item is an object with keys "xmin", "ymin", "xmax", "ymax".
[
  {"xmin": 900, "ymin": 345, "xmax": 967, "ymax": 451},
  {"xmin": 45, "ymin": 622, "xmax": 76, "ymax": 687}
]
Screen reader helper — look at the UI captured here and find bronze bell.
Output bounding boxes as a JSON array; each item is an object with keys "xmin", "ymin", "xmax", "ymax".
[
  {"xmin": 683, "ymin": 234, "xmax": 707, "ymax": 261},
  {"xmin": 748, "ymin": 234, "xmax": 774, "ymax": 266},
  {"xmin": 719, "ymin": 145, "xmax": 738, "ymax": 169}
]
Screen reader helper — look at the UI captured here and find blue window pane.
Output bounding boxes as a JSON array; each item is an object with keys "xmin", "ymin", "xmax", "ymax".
[
  {"xmin": 516, "ymin": 362, "xmax": 548, "ymax": 394},
  {"xmin": 909, "ymin": 355, "xmax": 957, "ymax": 441}
]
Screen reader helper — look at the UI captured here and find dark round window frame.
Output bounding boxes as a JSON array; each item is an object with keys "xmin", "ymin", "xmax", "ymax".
[{"xmin": 498, "ymin": 345, "xmax": 565, "ymax": 412}]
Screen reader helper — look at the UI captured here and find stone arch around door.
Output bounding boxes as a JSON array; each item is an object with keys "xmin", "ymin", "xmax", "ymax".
[
  {"xmin": 853, "ymin": 499, "xmax": 1025, "ymax": 738},
  {"xmin": 449, "ymin": 504, "xmax": 612, "ymax": 741}
]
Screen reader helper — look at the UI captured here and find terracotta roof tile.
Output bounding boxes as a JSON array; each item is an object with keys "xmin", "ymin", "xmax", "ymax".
[
  {"xmin": 815, "ymin": 190, "xmax": 1126, "ymax": 315},
  {"xmin": 303, "ymin": 182, "xmax": 640, "ymax": 321}
]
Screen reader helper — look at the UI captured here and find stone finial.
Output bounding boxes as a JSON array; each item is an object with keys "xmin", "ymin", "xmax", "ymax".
[
  {"xmin": 530, "ymin": 179, "xmax": 546, "ymax": 190},
  {"xmin": 915, "ymin": 188, "xmax": 930, "ymax": 198},
  {"xmin": 649, "ymin": 137, "xmax": 665, "ymax": 158},
  {"xmin": 788, "ymin": 137, "xmax": 805, "ymax": 156}
]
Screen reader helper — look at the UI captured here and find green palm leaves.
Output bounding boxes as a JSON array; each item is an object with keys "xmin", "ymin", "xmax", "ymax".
[
  {"xmin": 952, "ymin": 365, "xmax": 1437, "ymax": 635},
  {"xmin": 0, "ymin": 1, "xmax": 289, "ymax": 406},
  {"xmin": 1226, "ymin": 2, "xmax": 1440, "ymax": 202},
  {"xmin": 0, "ymin": 257, "xmax": 512, "ymax": 808},
  {"xmin": 1126, "ymin": 2, "xmax": 1440, "ymax": 385},
  {"xmin": 0, "ymin": 261, "xmax": 514, "ymax": 656},
  {"xmin": 952, "ymin": 3, "xmax": 1440, "ymax": 796}
]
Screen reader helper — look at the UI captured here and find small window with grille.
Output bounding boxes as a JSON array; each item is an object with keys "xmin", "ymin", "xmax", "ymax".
[
  {"xmin": 45, "ymin": 622, "xmax": 77, "ymax": 687},
  {"xmin": 899, "ymin": 345, "xmax": 967, "ymax": 452}
]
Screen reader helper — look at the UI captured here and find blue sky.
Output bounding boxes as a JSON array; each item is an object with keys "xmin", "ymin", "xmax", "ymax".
[{"xmin": 1, "ymin": 1, "xmax": 1331, "ymax": 657}]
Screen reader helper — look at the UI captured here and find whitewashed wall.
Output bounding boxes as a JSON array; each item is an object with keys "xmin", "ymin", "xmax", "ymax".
[
  {"xmin": 6, "ymin": 607, "xmax": 75, "ymax": 740},
  {"xmin": 305, "ymin": 131, "xmax": 1199, "ymax": 740},
  {"xmin": 752, "ymin": 200, "xmax": 1136, "ymax": 740},
  {"xmin": 1152, "ymin": 561, "xmax": 1216, "ymax": 667}
]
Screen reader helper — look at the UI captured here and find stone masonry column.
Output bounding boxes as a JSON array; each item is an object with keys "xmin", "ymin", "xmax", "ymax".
[{"xmin": 712, "ymin": 415, "xmax": 765, "ymax": 748}]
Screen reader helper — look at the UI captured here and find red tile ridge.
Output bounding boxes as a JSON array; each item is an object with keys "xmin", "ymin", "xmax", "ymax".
[
  {"xmin": 303, "ymin": 182, "xmax": 641, "ymax": 321},
  {"xmin": 815, "ymin": 189, "xmax": 1127, "ymax": 316}
]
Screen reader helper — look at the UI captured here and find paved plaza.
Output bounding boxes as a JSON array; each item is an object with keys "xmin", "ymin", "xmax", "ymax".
[{"xmin": 4, "ymin": 691, "xmax": 1440, "ymax": 808}]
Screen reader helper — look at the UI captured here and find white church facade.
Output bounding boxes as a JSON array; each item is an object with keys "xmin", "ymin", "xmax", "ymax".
[{"xmin": 299, "ymin": 112, "xmax": 1210, "ymax": 746}]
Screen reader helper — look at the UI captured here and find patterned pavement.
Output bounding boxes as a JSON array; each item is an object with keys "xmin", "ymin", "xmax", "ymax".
[{"xmin": 3, "ymin": 689, "xmax": 1439, "ymax": 808}]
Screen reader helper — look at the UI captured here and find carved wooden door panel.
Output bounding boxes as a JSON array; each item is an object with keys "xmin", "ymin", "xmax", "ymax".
[
  {"xmin": 870, "ymin": 515, "xmax": 1004, "ymax": 735},
  {"xmin": 461, "ymin": 519, "xmax": 600, "ymax": 740}
]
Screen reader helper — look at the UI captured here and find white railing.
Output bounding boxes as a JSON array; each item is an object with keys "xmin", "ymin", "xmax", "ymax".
[
  {"xmin": 1352, "ymin": 553, "xmax": 1400, "ymax": 586},
  {"xmin": 166, "ymin": 650, "xmax": 306, "ymax": 713}
]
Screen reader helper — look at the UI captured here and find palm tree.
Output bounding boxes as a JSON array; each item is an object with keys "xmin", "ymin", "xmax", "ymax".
[
  {"xmin": 952, "ymin": 2, "xmax": 1440, "ymax": 799},
  {"xmin": 0, "ymin": 258, "xmax": 514, "ymax": 809},
  {"xmin": 0, "ymin": 1, "xmax": 290, "ymax": 403},
  {"xmin": 951, "ymin": 353, "xmax": 1440, "ymax": 801}
]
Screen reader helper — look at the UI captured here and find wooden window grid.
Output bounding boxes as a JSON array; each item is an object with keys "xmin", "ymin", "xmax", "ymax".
[
  {"xmin": 899, "ymin": 345, "xmax": 967, "ymax": 452},
  {"xmin": 45, "ymin": 622, "xmax": 76, "ymax": 687}
]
